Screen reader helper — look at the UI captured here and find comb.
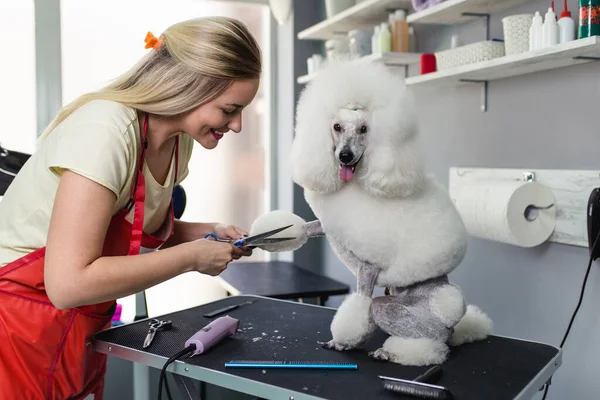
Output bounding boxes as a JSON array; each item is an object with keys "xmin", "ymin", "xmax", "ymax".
[{"xmin": 225, "ymin": 360, "xmax": 358, "ymax": 370}]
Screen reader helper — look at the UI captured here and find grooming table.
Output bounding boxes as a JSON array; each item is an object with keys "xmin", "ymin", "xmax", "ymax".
[
  {"xmin": 94, "ymin": 295, "xmax": 561, "ymax": 400},
  {"xmin": 217, "ymin": 261, "xmax": 350, "ymax": 305}
]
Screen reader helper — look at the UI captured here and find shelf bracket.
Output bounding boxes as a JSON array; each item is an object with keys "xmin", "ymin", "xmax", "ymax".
[
  {"xmin": 459, "ymin": 79, "xmax": 489, "ymax": 112},
  {"xmin": 461, "ymin": 12, "xmax": 490, "ymax": 41},
  {"xmin": 572, "ymin": 56, "xmax": 600, "ymax": 61}
]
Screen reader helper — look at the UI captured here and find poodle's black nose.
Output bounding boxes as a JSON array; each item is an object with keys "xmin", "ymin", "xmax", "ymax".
[{"xmin": 339, "ymin": 149, "xmax": 354, "ymax": 164}]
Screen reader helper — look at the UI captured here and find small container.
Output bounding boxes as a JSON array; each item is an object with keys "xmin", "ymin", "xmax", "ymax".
[
  {"xmin": 579, "ymin": 0, "xmax": 600, "ymax": 38},
  {"xmin": 325, "ymin": 0, "xmax": 356, "ymax": 19},
  {"xmin": 529, "ymin": 11, "xmax": 543, "ymax": 50},
  {"xmin": 372, "ymin": 25, "xmax": 381, "ymax": 55},
  {"xmin": 435, "ymin": 40, "xmax": 505, "ymax": 70},
  {"xmin": 379, "ymin": 22, "xmax": 392, "ymax": 53},
  {"xmin": 420, "ymin": 53, "xmax": 436, "ymax": 74},
  {"xmin": 393, "ymin": 10, "xmax": 410, "ymax": 52},
  {"xmin": 409, "ymin": 26, "xmax": 418, "ymax": 52},
  {"xmin": 502, "ymin": 13, "xmax": 534, "ymax": 54},
  {"xmin": 542, "ymin": 7, "xmax": 559, "ymax": 47},
  {"xmin": 558, "ymin": 0, "xmax": 576, "ymax": 43},
  {"xmin": 348, "ymin": 29, "xmax": 372, "ymax": 57}
]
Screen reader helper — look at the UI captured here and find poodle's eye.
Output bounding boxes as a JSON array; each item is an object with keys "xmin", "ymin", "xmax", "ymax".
[
  {"xmin": 333, "ymin": 123, "xmax": 341, "ymax": 132},
  {"xmin": 360, "ymin": 125, "xmax": 368, "ymax": 134}
]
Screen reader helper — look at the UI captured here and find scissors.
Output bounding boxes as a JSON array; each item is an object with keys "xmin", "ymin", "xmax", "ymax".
[
  {"xmin": 204, "ymin": 224, "xmax": 295, "ymax": 247},
  {"xmin": 143, "ymin": 319, "xmax": 172, "ymax": 349}
]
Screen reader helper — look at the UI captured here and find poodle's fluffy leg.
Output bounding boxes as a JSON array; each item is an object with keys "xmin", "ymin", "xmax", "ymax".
[
  {"xmin": 449, "ymin": 304, "xmax": 493, "ymax": 346},
  {"xmin": 322, "ymin": 263, "xmax": 378, "ymax": 351},
  {"xmin": 369, "ymin": 276, "xmax": 465, "ymax": 366},
  {"xmin": 303, "ymin": 220, "xmax": 325, "ymax": 238}
]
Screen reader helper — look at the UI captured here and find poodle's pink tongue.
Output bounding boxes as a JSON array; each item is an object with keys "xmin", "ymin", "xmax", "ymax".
[{"xmin": 340, "ymin": 165, "xmax": 354, "ymax": 182}]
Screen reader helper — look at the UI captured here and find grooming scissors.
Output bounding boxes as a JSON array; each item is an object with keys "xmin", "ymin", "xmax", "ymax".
[
  {"xmin": 143, "ymin": 319, "xmax": 172, "ymax": 349},
  {"xmin": 204, "ymin": 224, "xmax": 295, "ymax": 247}
]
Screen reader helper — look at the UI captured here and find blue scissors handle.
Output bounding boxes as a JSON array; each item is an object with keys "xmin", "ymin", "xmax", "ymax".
[
  {"xmin": 204, "ymin": 233, "xmax": 218, "ymax": 241},
  {"xmin": 204, "ymin": 233, "xmax": 246, "ymax": 247}
]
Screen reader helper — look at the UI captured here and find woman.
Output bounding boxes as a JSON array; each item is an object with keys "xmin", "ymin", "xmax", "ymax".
[{"xmin": 0, "ymin": 16, "xmax": 261, "ymax": 399}]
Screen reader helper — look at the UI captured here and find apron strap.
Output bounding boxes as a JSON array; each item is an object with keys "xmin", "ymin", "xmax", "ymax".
[
  {"xmin": 127, "ymin": 114, "xmax": 149, "ymax": 256},
  {"xmin": 126, "ymin": 114, "xmax": 180, "ymax": 256}
]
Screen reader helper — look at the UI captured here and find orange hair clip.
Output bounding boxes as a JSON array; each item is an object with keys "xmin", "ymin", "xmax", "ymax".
[{"xmin": 144, "ymin": 31, "xmax": 164, "ymax": 50}]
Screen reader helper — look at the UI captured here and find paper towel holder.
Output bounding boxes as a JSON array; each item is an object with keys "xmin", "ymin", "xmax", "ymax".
[
  {"xmin": 449, "ymin": 167, "xmax": 600, "ymax": 247},
  {"xmin": 522, "ymin": 171, "xmax": 535, "ymax": 182},
  {"xmin": 518, "ymin": 171, "xmax": 555, "ymax": 221}
]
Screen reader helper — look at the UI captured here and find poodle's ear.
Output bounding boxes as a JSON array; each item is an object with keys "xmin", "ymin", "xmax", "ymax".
[
  {"xmin": 358, "ymin": 86, "xmax": 425, "ymax": 198},
  {"xmin": 291, "ymin": 80, "xmax": 343, "ymax": 193}
]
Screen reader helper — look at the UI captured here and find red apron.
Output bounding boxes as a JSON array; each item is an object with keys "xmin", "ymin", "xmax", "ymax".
[{"xmin": 0, "ymin": 115, "xmax": 179, "ymax": 399}]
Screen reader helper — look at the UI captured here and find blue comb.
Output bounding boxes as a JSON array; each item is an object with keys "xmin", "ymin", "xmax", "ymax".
[{"xmin": 225, "ymin": 360, "xmax": 358, "ymax": 370}]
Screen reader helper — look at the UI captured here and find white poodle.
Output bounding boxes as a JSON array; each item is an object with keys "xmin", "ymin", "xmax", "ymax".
[{"xmin": 250, "ymin": 59, "xmax": 492, "ymax": 366}]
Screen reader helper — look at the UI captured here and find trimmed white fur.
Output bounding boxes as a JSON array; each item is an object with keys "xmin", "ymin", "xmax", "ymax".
[
  {"xmin": 249, "ymin": 210, "xmax": 307, "ymax": 252},
  {"xmin": 329, "ymin": 293, "xmax": 376, "ymax": 349},
  {"xmin": 430, "ymin": 284, "xmax": 467, "ymax": 328},
  {"xmin": 371, "ymin": 337, "xmax": 449, "ymax": 366},
  {"xmin": 449, "ymin": 305, "xmax": 494, "ymax": 347}
]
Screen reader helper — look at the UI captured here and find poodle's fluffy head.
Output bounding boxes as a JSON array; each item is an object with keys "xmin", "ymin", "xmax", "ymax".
[{"xmin": 291, "ymin": 59, "xmax": 425, "ymax": 198}]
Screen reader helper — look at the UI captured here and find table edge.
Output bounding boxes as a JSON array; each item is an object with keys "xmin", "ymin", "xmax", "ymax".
[{"xmin": 93, "ymin": 339, "xmax": 325, "ymax": 400}]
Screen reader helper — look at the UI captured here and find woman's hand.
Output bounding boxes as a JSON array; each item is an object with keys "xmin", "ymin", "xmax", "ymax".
[
  {"xmin": 185, "ymin": 237, "xmax": 251, "ymax": 276},
  {"xmin": 213, "ymin": 223, "xmax": 248, "ymax": 239},
  {"xmin": 212, "ymin": 223, "xmax": 253, "ymax": 258}
]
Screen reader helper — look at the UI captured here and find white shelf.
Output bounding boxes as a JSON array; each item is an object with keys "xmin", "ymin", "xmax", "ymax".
[
  {"xmin": 407, "ymin": 0, "xmax": 533, "ymax": 25},
  {"xmin": 298, "ymin": 0, "xmax": 413, "ymax": 41},
  {"xmin": 297, "ymin": 52, "xmax": 421, "ymax": 84},
  {"xmin": 405, "ymin": 36, "xmax": 600, "ymax": 87}
]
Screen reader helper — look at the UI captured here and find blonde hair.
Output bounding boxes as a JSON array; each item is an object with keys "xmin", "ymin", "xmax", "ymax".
[{"xmin": 38, "ymin": 16, "xmax": 262, "ymax": 142}]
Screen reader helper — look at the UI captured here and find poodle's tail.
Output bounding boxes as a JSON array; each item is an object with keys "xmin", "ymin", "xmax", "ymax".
[{"xmin": 449, "ymin": 304, "xmax": 493, "ymax": 347}]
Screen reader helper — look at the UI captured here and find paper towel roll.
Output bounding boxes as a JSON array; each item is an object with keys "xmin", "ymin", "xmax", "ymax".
[{"xmin": 452, "ymin": 180, "xmax": 556, "ymax": 247}]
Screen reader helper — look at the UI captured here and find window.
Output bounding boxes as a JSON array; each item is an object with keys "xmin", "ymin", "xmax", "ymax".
[
  {"xmin": 60, "ymin": 0, "xmax": 273, "ymax": 318},
  {"xmin": 0, "ymin": 1, "xmax": 36, "ymax": 154}
]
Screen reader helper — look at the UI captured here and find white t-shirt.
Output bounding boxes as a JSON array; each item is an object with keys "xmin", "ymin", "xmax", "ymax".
[{"xmin": 0, "ymin": 100, "xmax": 194, "ymax": 267}]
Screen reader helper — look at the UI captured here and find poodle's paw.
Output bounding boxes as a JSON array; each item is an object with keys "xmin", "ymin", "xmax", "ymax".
[
  {"xmin": 249, "ymin": 210, "xmax": 307, "ymax": 252},
  {"xmin": 368, "ymin": 347, "xmax": 391, "ymax": 361},
  {"xmin": 370, "ymin": 337, "xmax": 449, "ymax": 366},
  {"xmin": 330, "ymin": 293, "xmax": 376, "ymax": 349},
  {"xmin": 319, "ymin": 339, "xmax": 355, "ymax": 352}
]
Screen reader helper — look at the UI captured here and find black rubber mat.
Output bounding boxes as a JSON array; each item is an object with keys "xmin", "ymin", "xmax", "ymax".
[{"xmin": 95, "ymin": 295, "xmax": 559, "ymax": 400}]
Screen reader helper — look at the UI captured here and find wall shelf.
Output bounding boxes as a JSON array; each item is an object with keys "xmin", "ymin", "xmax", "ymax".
[
  {"xmin": 297, "ymin": 52, "xmax": 421, "ymax": 84},
  {"xmin": 407, "ymin": 0, "xmax": 533, "ymax": 25},
  {"xmin": 405, "ymin": 36, "xmax": 600, "ymax": 87},
  {"xmin": 297, "ymin": 0, "xmax": 413, "ymax": 41}
]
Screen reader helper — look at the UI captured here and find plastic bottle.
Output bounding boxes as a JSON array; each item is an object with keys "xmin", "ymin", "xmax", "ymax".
[
  {"xmin": 542, "ymin": 5, "xmax": 559, "ymax": 47},
  {"xmin": 529, "ymin": 11, "xmax": 543, "ymax": 50},
  {"xmin": 409, "ymin": 26, "xmax": 417, "ymax": 53},
  {"xmin": 371, "ymin": 25, "xmax": 381, "ymax": 55},
  {"xmin": 379, "ymin": 22, "xmax": 392, "ymax": 53},
  {"xmin": 389, "ymin": 12, "xmax": 397, "ymax": 51},
  {"xmin": 558, "ymin": 0, "xmax": 576, "ymax": 43},
  {"xmin": 393, "ymin": 10, "xmax": 410, "ymax": 52}
]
